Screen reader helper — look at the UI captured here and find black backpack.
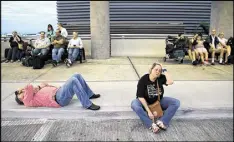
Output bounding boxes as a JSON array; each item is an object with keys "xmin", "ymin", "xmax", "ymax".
[
  {"xmin": 22, "ymin": 56, "xmax": 33, "ymax": 67},
  {"xmin": 32, "ymin": 55, "xmax": 45, "ymax": 69}
]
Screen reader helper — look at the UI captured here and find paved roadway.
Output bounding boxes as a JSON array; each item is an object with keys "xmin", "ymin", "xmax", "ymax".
[{"xmin": 1, "ymin": 118, "xmax": 233, "ymax": 141}]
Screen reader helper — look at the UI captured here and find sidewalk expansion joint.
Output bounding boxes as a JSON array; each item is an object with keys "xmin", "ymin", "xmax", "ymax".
[{"xmin": 127, "ymin": 56, "xmax": 140, "ymax": 79}]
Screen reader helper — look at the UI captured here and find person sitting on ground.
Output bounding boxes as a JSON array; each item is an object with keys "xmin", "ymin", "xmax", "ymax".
[
  {"xmin": 192, "ymin": 33, "xmax": 210, "ymax": 65},
  {"xmin": 131, "ymin": 63, "xmax": 180, "ymax": 134},
  {"xmin": 57, "ymin": 23, "xmax": 68, "ymax": 38},
  {"xmin": 14, "ymin": 73, "xmax": 101, "ymax": 110},
  {"xmin": 217, "ymin": 32, "xmax": 232, "ymax": 65},
  {"xmin": 51, "ymin": 29, "xmax": 66, "ymax": 67},
  {"xmin": 64, "ymin": 32, "xmax": 83, "ymax": 67},
  {"xmin": 208, "ymin": 29, "xmax": 224, "ymax": 65},
  {"xmin": 32, "ymin": 31, "xmax": 51, "ymax": 56},
  {"xmin": 16, "ymin": 41, "xmax": 28, "ymax": 62},
  {"xmin": 46, "ymin": 24, "xmax": 55, "ymax": 42},
  {"xmin": 188, "ymin": 34, "xmax": 198, "ymax": 65},
  {"xmin": 5, "ymin": 31, "xmax": 22, "ymax": 63}
]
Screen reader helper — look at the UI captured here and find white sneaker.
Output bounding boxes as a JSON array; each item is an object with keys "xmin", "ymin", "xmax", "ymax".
[{"xmin": 68, "ymin": 59, "xmax": 72, "ymax": 64}]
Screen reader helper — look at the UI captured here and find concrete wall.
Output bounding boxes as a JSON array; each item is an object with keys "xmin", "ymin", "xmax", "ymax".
[
  {"xmin": 111, "ymin": 39, "xmax": 165, "ymax": 57},
  {"xmin": 1, "ymin": 39, "xmax": 166, "ymax": 59},
  {"xmin": 210, "ymin": 1, "xmax": 233, "ymax": 38}
]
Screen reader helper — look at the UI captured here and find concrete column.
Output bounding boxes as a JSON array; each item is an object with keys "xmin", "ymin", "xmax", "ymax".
[
  {"xmin": 90, "ymin": 1, "xmax": 110, "ymax": 59},
  {"xmin": 210, "ymin": 1, "xmax": 233, "ymax": 38}
]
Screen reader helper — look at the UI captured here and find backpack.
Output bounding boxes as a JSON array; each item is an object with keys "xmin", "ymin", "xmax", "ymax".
[
  {"xmin": 22, "ymin": 56, "xmax": 33, "ymax": 67},
  {"xmin": 32, "ymin": 55, "xmax": 45, "ymax": 69}
]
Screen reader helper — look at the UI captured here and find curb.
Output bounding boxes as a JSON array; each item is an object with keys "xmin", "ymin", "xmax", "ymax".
[{"xmin": 2, "ymin": 107, "xmax": 233, "ymax": 120}]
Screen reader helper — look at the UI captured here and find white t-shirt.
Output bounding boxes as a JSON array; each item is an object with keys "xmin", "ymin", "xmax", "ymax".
[
  {"xmin": 218, "ymin": 37, "xmax": 227, "ymax": 47},
  {"xmin": 68, "ymin": 37, "xmax": 83, "ymax": 48},
  {"xmin": 61, "ymin": 28, "xmax": 68, "ymax": 38},
  {"xmin": 211, "ymin": 36, "xmax": 215, "ymax": 48}
]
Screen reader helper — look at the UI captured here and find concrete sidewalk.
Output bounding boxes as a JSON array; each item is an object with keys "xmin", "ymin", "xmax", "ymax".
[
  {"xmin": 1, "ymin": 57, "xmax": 233, "ymax": 119},
  {"xmin": 1, "ymin": 57, "xmax": 233, "ymax": 141}
]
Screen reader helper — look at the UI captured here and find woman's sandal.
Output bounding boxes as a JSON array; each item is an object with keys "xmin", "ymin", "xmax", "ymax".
[
  {"xmin": 156, "ymin": 120, "xmax": 167, "ymax": 130},
  {"xmin": 150, "ymin": 123, "xmax": 160, "ymax": 134}
]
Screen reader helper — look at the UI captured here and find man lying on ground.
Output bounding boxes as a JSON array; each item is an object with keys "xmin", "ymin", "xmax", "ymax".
[{"xmin": 14, "ymin": 74, "xmax": 101, "ymax": 110}]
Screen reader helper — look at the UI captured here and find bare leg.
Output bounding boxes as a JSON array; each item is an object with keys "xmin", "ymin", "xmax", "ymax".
[
  {"xmin": 200, "ymin": 52, "xmax": 204, "ymax": 63},
  {"xmin": 191, "ymin": 51, "xmax": 196, "ymax": 61},
  {"xmin": 204, "ymin": 52, "xmax": 209, "ymax": 61},
  {"xmin": 224, "ymin": 46, "xmax": 231, "ymax": 63},
  {"xmin": 188, "ymin": 49, "xmax": 193, "ymax": 62},
  {"xmin": 219, "ymin": 48, "xmax": 224, "ymax": 63}
]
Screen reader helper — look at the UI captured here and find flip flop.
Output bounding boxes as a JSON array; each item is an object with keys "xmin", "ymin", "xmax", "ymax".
[
  {"xmin": 156, "ymin": 120, "xmax": 167, "ymax": 131},
  {"xmin": 150, "ymin": 123, "xmax": 160, "ymax": 134}
]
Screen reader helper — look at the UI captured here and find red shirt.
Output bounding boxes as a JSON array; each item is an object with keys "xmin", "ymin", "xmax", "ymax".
[{"xmin": 22, "ymin": 84, "xmax": 61, "ymax": 108}]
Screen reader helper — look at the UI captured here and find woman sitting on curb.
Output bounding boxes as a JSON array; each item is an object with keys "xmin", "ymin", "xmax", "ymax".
[
  {"xmin": 131, "ymin": 63, "xmax": 180, "ymax": 134},
  {"xmin": 14, "ymin": 74, "xmax": 101, "ymax": 110},
  {"xmin": 65, "ymin": 32, "xmax": 83, "ymax": 67}
]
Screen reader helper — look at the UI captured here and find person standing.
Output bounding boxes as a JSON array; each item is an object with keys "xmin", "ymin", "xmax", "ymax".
[
  {"xmin": 57, "ymin": 23, "xmax": 68, "ymax": 38},
  {"xmin": 46, "ymin": 24, "xmax": 55, "ymax": 42}
]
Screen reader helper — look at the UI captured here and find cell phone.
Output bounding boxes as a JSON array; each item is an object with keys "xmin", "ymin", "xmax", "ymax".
[{"xmin": 73, "ymin": 45, "xmax": 76, "ymax": 46}]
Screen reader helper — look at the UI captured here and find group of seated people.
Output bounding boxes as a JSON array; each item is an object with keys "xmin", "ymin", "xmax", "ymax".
[
  {"xmin": 5, "ymin": 26, "xmax": 232, "ymax": 67},
  {"xmin": 186, "ymin": 29, "xmax": 232, "ymax": 65},
  {"xmin": 5, "ymin": 23, "xmax": 84, "ymax": 68}
]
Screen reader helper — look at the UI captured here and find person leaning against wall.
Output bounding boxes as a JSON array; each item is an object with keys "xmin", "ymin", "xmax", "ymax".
[
  {"xmin": 32, "ymin": 31, "xmax": 51, "ymax": 56},
  {"xmin": 64, "ymin": 32, "xmax": 83, "ymax": 67},
  {"xmin": 217, "ymin": 32, "xmax": 232, "ymax": 65},
  {"xmin": 51, "ymin": 29, "xmax": 66, "ymax": 67},
  {"xmin": 208, "ymin": 29, "xmax": 224, "ymax": 65},
  {"xmin": 5, "ymin": 31, "xmax": 22, "ymax": 63}
]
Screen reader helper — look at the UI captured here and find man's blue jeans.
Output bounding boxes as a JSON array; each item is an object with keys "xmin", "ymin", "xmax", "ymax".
[
  {"xmin": 33, "ymin": 48, "xmax": 49, "ymax": 56},
  {"xmin": 68, "ymin": 48, "xmax": 79, "ymax": 63},
  {"xmin": 131, "ymin": 97, "xmax": 180, "ymax": 128},
  {"xmin": 52, "ymin": 47, "xmax": 65, "ymax": 62},
  {"xmin": 55, "ymin": 74, "xmax": 94, "ymax": 108}
]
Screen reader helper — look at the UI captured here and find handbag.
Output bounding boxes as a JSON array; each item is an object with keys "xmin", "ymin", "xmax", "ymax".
[
  {"xmin": 18, "ymin": 43, "xmax": 23, "ymax": 50},
  {"xmin": 148, "ymin": 79, "xmax": 163, "ymax": 118},
  {"xmin": 17, "ymin": 39, "xmax": 23, "ymax": 50}
]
